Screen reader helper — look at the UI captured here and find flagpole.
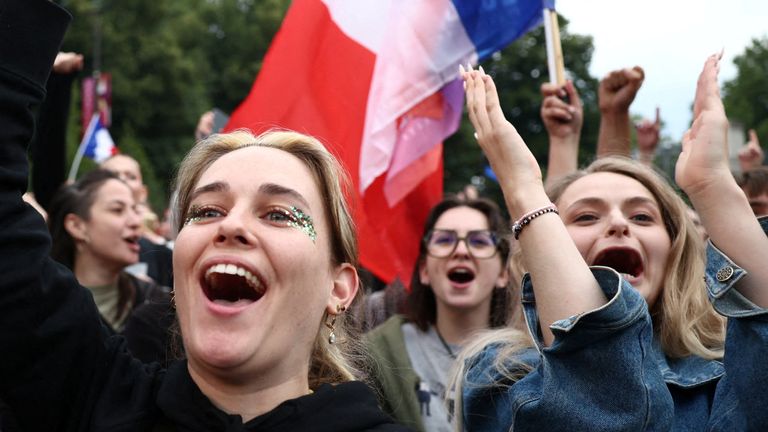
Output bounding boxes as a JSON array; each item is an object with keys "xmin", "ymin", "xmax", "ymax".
[
  {"xmin": 68, "ymin": 114, "xmax": 99, "ymax": 182},
  {"xmin": 543, "ymin": 8, "xmax": 565, "ymax": 85}
]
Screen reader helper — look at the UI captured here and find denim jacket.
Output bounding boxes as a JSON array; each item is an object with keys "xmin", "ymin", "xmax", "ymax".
[{"xmin": 463, "ymin": 220, "xmax": 768, "ymax": 431}]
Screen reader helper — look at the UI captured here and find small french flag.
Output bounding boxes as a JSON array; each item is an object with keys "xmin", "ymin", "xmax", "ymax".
[{"xmin": 81, "ymin": 113, "xmax": 117, "ymax": 163}]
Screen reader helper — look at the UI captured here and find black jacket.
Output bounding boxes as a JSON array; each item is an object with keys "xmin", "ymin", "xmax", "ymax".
[
  {"xmin": 0, "ymin": 1, "xmax": 408, "ymax": 431},
  {"xmin": 118, "ymin": 273, "xmax": 176, "ymax": 365}
]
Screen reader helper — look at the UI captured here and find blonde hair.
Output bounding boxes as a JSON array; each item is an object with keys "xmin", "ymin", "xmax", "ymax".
[
  {"xmin": 547, "ymin": 156, "xmax": 724, "ymax": 359},
  {"xmin": 173, "ymin": 129, "xmax": 364, "ymax": 388}
]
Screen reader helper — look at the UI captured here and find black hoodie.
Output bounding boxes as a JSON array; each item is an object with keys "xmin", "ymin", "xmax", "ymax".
[{"xmin": 0, "ymin": 1, "xmax": 408, "ymax": 431}]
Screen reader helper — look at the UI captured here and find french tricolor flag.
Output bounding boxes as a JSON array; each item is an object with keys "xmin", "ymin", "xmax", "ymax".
[
  {"xmin": 81, "ymin": 113, "xmax": 117, "ymax": 163},
  {"xmin": 227, "ymin": 0, "xmax": 552, "ymax": 284}
]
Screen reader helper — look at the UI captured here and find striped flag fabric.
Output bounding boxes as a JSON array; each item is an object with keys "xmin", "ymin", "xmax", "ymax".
[
  {"xmin": 81, "ymin": 113, "xmax": 117, "ymax": 163},
  {"xmin": 226, "ymin": 0, "xmax": 553, "ymax": 284}
]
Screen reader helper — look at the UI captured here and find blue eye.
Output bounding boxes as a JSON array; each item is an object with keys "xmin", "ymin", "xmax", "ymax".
[
  {"xmin": 632, "ymin": 213, "xmax": 653, "ymax": 222},
  {"xmin": 184, "ymin": 206, "xmax": 223, "ymax": 226},
  {"xmin": 265, "ymin": 208, "xmax": 295, "ymax": 224}
]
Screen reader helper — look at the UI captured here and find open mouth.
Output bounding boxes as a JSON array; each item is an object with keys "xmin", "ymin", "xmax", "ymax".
[
  {"xmin": 123, "ymin": 235, "xmax": 140, "ymax": 251},
  {"xmin": 202, "ymin": 263, "xmax": 266, "ymax": 304},
  {"xmin": 591, "ymin": 247, "xmax": 643, "ymax": 280},
  {"xmin": 447, "ymin": 267, "xmax": 476, "ymax": 285}
]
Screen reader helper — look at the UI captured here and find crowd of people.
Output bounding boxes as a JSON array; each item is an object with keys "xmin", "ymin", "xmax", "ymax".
[{"xmin": 2, "ymin": 0, "xmax": 768, "ymax": 431}]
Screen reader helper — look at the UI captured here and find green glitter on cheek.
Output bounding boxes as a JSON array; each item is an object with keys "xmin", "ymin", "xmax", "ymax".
[{"xmin": 289, "ymin": 206, "xmax": 317, "ymax": 243}]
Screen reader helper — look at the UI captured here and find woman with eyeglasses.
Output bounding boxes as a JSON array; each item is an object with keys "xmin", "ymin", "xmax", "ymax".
[{"xmin": 365, "ymin": 196, "xmax": 514, "ymax": 432}]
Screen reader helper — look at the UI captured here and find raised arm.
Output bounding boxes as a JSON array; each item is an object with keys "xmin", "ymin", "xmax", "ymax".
[
  {"xmin": 461, "ymin": 65, "xmax": 603, "ymax": 345},
  {"xmin": 0, "ymin": 1, "xmax": 120, "ymax": 429},
  {"xmin": 597, "ymin": 66, "xmax": 644, "ymax": 157},
  {"xmin": 541, "ymin": 80, "xmax": 583, "ymax": 188},
  {"xmin": 635, "ymin": 106, "xmax": 661, "ymax": 167},
  {"xmin": 676, "ymin": 53, "xmax": 768, "ymax": 307}
]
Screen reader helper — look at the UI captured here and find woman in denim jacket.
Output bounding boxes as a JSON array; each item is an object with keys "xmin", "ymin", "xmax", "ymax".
[{"xmin": 451, "ymin": 56, "xmax": 768, "ymax": 431}]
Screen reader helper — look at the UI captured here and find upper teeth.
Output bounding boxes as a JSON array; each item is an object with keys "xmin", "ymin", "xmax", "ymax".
[{"xmin": 205, "ymin": 263, "xmax": 264, "ymax": 293}]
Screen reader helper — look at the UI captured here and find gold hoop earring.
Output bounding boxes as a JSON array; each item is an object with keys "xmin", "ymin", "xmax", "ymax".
[{"xmin": 325, "ymin": 304, "xmax": 346, "ymax": 344}]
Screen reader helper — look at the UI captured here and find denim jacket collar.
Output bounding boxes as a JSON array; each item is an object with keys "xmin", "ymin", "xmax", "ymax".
[{"xmin": 650, "ymin": 338, "xmax": 724, "ymax": 388}]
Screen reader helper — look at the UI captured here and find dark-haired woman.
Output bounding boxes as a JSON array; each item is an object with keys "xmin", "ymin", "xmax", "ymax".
[
  {"xmin": 47, "ymin": 169, "xmax": 174, "ymax": 363},
  {"xmin": 366, "ymin": 196, "xmax": 513, "ymax": 432}
]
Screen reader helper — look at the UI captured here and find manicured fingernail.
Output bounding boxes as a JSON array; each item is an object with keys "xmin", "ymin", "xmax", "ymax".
[
  {"xmin": 479, "ymin": 65, "xmax": 485, "ymax": 75},
  {"xmin": 463, "ymin": 81, "xmax": 467, "ymax": 91},
  {"xmin": 568, "ymin": 106, "xmax": 576, "ymax": 113},
  {"xmin": 459, "ymin": 64, "xmax": 465, "ymax": 74},
  {"xmin": 466, "ymin": 62, "xmax": 472, "ymax": 71}
]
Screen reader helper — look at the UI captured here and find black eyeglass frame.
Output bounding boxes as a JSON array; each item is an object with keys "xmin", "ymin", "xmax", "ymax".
[{"xmin": 423, "ymin": 229, "xmax": 500, "ymax": 259}]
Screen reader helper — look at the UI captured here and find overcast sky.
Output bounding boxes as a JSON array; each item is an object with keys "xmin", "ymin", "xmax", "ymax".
[{"xmin": 555, "ymin": 0, "xmax": 768, "ymax": 142}]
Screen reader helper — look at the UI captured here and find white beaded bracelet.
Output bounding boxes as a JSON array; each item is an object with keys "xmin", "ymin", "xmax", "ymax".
[{"xmin": 512, "ymin": 204, "xmax": 559, "ymax": 239}]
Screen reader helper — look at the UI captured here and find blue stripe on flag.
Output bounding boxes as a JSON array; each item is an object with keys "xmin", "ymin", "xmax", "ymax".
[{"xmin": 451, "ymin": 0, "xmax": 552, "ymax": 61}]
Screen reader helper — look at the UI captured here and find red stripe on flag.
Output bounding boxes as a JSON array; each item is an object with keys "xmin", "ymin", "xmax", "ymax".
[{"xmin": 226, "ymin": 0, "xmax": 442, "ymax": 285}]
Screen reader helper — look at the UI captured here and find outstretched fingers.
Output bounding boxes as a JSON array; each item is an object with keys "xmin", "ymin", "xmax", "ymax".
[
  {"xmin": 675, "ymin": 52, "xmax": 730, "ymax": 196},
  {"xmin": 692, "ymin": 52, "xmax": 724, "ymax": 120},
  {"xmin": 462, "ymin": 65, "xmax": 491, "ymax": 139}
]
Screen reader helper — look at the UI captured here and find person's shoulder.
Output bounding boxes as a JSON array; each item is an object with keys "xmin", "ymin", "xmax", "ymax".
[{"xmin": 366, "ymin": 315, "xmax": 407, "ymax": 341}]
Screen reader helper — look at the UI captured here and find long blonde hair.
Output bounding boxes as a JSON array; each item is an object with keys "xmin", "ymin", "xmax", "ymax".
[{"xmin": 173, "ymin": 129, "xmax": 364, "ymax": 388}]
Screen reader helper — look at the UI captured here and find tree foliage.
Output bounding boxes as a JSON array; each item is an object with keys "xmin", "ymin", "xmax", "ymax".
[{"xmin": 723, "ymin": 38, "xmax": 768, "ymax": 147}]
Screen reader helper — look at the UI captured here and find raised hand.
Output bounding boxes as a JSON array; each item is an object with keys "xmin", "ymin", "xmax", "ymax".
[
  {"xmin": 541, "ymin": 80, "xmax": 582, "ymax": 186},
  {"xmin": 460, "ymin": 64, "xmax": 542, "ymax": 208},
  {"xmin": 636, "ymin": 107, "xmax": 661, "ymax": 166},
  {"xmin": 738, "ymin": 129, "xmax": 764, "ymax": 172},
  {"xmin": 541, "ymin": 80, "xmax": 583, "ymax": 141},
  {"xmin": 598, "ymin": 66, "xmax": 645, "ymax": 114},
  {"xmin": 675, "ymin": 52, "xmax": 730, "ymax": 199},
  {"xmin": 636, "ymin": 107, "xmax": 661, "ymax": 152},
  {"xmin": 53, "ymin": 52, "xmax": 83, "ymax": 74},
  {"xmin": 461, "ymin": 65, "xmax": 603, "ymax": 345},
  {"xmin": 678, "ymin": 52, "xmax": 768, "ymax": 308},
  {"xmin": 597, "ymin": 66, "xmax": 645, "ymax": 157}
]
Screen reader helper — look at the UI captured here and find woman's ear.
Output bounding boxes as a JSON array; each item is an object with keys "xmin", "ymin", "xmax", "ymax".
[
  {"xmin": 64, "ymin": 213, "xmax": 89, "ymax": 243},
  {"xmin": 496, "ymin": 266, "xmax": 510, "ymax": 289},
  {"xmin": 419, "ymin": 260, "xmax": 430, "ymax": 286},
  {"xmin": 326, "ymin": 263, "xmax": 359, "ymax": 313}
]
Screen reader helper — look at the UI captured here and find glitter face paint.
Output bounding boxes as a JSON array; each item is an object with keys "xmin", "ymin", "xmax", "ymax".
[
  {"xmin": 288, "ymin": 206, "xmax": 317, "ymax": 243},
  {"xmin": 183, "ymin": 205, "xmax": 208, "ymax": 228},
  {"xmin": 182, "ymin": 205, "xmax": 317, "ymax": 243}
]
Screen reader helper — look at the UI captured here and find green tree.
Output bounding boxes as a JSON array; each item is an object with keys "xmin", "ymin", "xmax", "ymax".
[
  {"xmin": 194, "ymin": 0, "xmax": 291, "ymax": 112},
  {"xmin": 723, "ymin": 37, "xmax": 768, "ymax": 149},
  {"xmin": 60, "ymin": 0, "xmax": 289, "ymax": 212},
  {"xmin": 444, "ymin": 16, "xmax": 599, "ymax": 207}
]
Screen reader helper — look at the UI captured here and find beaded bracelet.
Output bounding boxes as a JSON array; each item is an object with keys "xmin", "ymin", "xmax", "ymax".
[{"xmin": 512, "ymin": 204, "xmax": 559, "ymax": 240}]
